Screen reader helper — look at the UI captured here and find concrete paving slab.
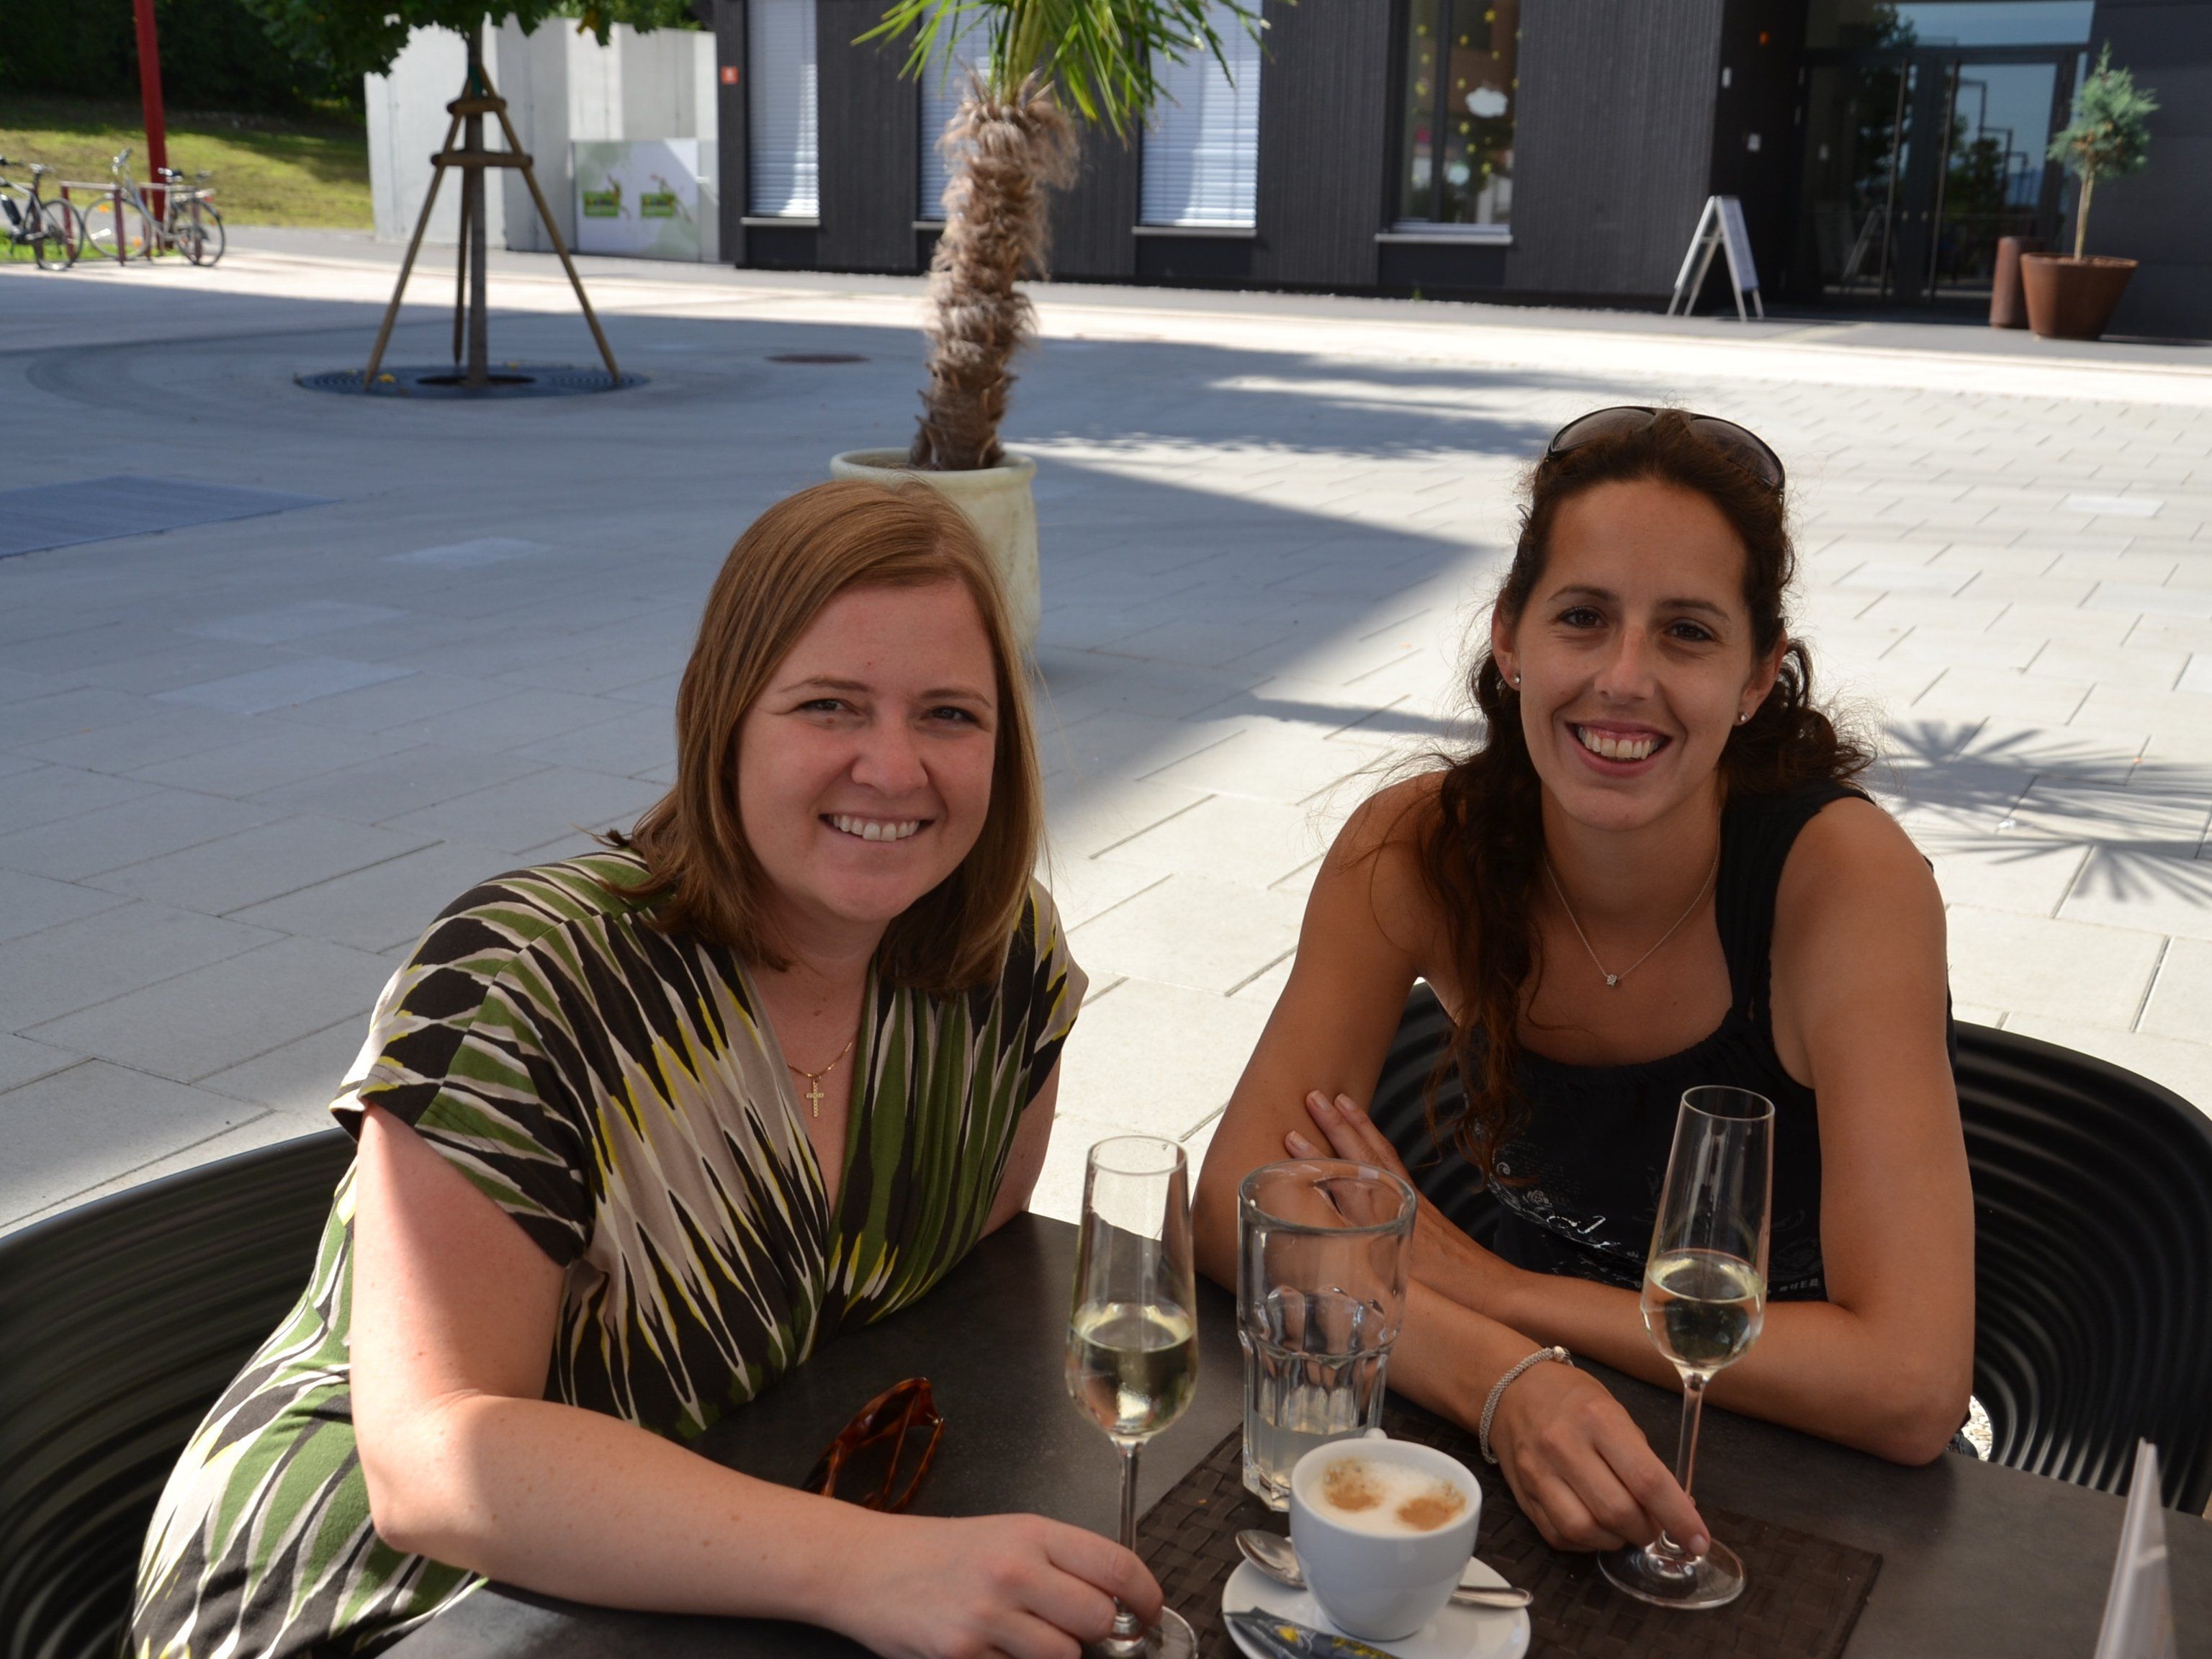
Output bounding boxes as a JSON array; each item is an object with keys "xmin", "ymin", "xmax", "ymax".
[
  {"xmin": 22, "ymin": 934, "xmax": 390, "ymax": 1084},
  {"xmin": 0, "ymin": 1061, "xmax": 269, "ymax": 1226},
  {"xmin": 226, "ymin": 838, "xmax": 525, "ymax": 953},
  {"xmin": 0, "ymin": 1035, "xmax": 79, "ymax": 1093},
  {"xmin": 375, "ymin": 765, "xmax": 660, "ymax": 853},
  {"xmin": 1068, "ymin": 873, "xmax": 1303, "ymax": 997},
  {"xmin": 84, "ymin": 814, "xmax": 436, "ymax": 916},
  {"xmin": 0, "ymin": 788, "xmax": 286, "ymax": 882},
  {"xmin": 0, "ymin": 900, "xmax": 276, "ymax": 1030},
  {"xmin": 1946, "ymin": 904, "xmax": 2166, "ymax": 1030}
]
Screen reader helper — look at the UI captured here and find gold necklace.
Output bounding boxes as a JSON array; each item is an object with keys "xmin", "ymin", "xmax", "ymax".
[
  {"xmin": 785, "ymin": 1030, "xmax": 858, "ymax": 1119},
  {"xmin": 1543, "ymin": 853, "xmax": 1719, "ymax": 989}
]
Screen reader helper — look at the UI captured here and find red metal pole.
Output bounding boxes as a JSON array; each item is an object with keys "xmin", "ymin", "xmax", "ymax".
[{"xmin": 131, "ymin": 0, "xmax": 168, "ymax": 219}]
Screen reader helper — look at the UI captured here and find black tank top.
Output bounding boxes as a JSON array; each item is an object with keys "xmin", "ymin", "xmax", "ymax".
[{"xmin": 1374, "ymin": 779, "xmax": 1915, "ymax": 1303}]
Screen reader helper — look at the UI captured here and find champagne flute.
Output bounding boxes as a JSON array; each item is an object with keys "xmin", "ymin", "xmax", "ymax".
[
  {"xmin": 1066, "ymin": 1136, "xmax": 1201, "ymax": 1659},
  {"xmin": 1599, "ymin": 1086, "xmax": 1773, "ymax": 1611}
]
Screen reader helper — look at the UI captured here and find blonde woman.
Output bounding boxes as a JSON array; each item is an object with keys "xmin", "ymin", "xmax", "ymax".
[{"xmin": 129, "ymin": 482, "xmax": 1154, "ymax": 1659}]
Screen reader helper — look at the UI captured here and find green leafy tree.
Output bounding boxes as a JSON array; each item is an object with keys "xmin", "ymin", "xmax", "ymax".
[
  {"xmin": 2048, "ymin": 43, "xmax": 2157, "ymax": 259},
  {"xmin": 866, "ymin": 1, "xmax": 1262, "ymax": 470},
  {"xmin": 230, "ymin": 0, "xmax": 693, "ymax": 84}
]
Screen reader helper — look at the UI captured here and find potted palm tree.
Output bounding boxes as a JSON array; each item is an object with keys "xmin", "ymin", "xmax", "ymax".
[
  {"xmin": 832, "ymin": 0, "xmax": 1258, "ymax": 642},
  {"xmin": 2022, "ymin": 44, "xmax": 2158, "ymax": 341}
]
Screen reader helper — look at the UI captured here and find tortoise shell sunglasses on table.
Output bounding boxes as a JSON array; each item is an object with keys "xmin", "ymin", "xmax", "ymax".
[{"xmin": 804, "ymin": 1377, "xmax": 945, "ymax": 1512}]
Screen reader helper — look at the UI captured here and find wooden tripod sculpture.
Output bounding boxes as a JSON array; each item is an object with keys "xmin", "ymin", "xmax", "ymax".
[{"xmin": 361, "ymin": 24, "xmax": 620, "ymax": 390}]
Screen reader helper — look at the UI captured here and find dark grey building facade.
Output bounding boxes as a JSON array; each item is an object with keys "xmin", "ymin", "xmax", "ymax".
[{"xmin": 708, "ymin": 0, "xmax": 2209, "ymax": 340}]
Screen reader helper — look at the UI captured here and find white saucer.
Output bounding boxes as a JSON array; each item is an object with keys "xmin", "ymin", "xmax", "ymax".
[{"xmin": 1220, "ymin": 1559, "xmax": 1530, "ymax": 1659}]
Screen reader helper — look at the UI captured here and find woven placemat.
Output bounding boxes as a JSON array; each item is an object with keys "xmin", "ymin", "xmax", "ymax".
[{"xmin": 1138, "ymin": 1406, "xmax": 1879, "ymax": 1658}]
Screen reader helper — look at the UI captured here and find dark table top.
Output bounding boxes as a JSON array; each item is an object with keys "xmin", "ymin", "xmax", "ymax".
[{"xmin": 385, "ymin": 1213, "xmax": 2211, "ymax": 1659}]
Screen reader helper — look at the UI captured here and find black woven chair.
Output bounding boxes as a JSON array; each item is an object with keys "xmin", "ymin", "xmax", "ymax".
[
  {"xmin": 0, "ymin": 1130, "xmax": 354, "ymax": 1659},
  {"xmin": 1370, "ymin": 984, "xmax": 2212, "ymax": 1512}
]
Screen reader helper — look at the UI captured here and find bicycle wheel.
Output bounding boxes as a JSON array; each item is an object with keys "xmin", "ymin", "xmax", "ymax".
[
  {"xmin": 177, "ymin": 199, "xmax": 225, "ymax": 266},
  {"xmin": 31, "ymin": 199, "xmax": 81, "ymax": 270},
  {"xmin": 78, "ymin": 196, "xmax": 150, "ymax": 263}
]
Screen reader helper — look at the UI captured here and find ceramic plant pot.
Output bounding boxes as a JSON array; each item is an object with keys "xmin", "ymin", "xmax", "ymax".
[
  {"xmin": 2019, "ymin": 254, "xmax": 2138, "ymax": 341},
  {"xmin": 829, "ymin": 449, "xmax": 1040, "ymax": 646}
]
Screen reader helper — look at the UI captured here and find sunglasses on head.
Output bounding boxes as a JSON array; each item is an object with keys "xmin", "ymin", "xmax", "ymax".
[
  {"xmin": 1544, "ymin": 406, "xmax": 1786, "ymax": 494},
  {"xmin": 804, "ymin": 1377, "xmax": 944, "ymax": 1513}
]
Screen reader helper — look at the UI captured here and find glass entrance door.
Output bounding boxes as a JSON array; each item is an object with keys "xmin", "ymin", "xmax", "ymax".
[
  {"xmin": 1926, "ymin": 59, "xmax": 2063, "ymax": 299},
  {"xmin": 1794, "ymin": 4, "xmax": 2090, "ymax": 307},
  {"xmin": 1799, "ymin": 49, "xmax": 2072, "ymax": 305}
]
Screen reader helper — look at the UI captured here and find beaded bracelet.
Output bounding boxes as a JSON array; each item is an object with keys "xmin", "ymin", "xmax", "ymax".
[{"xmin": 1478, "ymin": 1345, "xmax": 1573, "ymax": 1465}]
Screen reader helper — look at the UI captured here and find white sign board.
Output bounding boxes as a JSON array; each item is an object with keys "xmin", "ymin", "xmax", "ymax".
[
  {"xmin": 1668, "ymin": 195, "xmax": 1764, "ymax": 321},
  {"xmin": 573, "ymin": 138, "xmax": 703, "ymax": 261}
]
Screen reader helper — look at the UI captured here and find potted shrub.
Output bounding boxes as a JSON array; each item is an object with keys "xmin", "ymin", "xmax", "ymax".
[
  {"xmin": 2023, "ymin": 44, "xmax": 2158, "ymax": 341},
  {"xmin": 833, "ymin": 1, "xmax": 1258, "ymax": 642}
]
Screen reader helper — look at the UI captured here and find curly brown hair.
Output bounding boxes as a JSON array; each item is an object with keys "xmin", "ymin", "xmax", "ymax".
[{"xmin": 1419, "ymin": 409, "xmax": 1870, "ymax": 1172}]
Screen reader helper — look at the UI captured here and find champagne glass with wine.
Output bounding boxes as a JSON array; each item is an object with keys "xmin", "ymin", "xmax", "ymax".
[
  {"xmin": 1599, "ymin": 1086, "xmax": 1773, "ymax": 1611},
  {"xmin": 1066, "ymin": 1136, "xmax": 1201, "ymax": 1659}
]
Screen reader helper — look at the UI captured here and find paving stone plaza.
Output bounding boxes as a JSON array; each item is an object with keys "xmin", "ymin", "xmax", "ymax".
[{"xmin": 3, "ymin": 231, "xmax": 2208, "ymax": 1233}]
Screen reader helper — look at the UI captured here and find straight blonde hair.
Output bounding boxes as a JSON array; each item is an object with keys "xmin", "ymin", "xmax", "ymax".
[{"xmin": 615, "ymin": 478, "xmax": 1043, "ymax": 991}]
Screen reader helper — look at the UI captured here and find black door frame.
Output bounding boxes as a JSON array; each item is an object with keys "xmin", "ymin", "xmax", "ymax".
[{"xmin": 1794, "ymin": 40, "xmax": 2084, "ymax": 307}]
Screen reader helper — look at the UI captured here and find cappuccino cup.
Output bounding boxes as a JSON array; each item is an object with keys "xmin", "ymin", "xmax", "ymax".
[{"xmin": 1287, "ymin": 1434, "xmax": 1482, "ymax": 1640}]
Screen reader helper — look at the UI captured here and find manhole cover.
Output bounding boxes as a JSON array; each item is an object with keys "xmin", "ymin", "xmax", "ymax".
[
  {"xmin": 767, "ymin": 352, "xmax": 867, "ymax": 364},
  {"xmin": 296, "ymin": 364, "xmax": 647, "ymax": 398}
]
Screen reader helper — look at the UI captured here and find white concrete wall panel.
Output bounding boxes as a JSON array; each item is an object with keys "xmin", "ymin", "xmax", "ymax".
[{"xmin": 369, "ymin": 22, "xmax": 716, "ymax": 259}]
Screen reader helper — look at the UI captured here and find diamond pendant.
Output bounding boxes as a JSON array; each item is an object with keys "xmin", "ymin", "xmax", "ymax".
[{"xmin": 1604, "ymin": 974, "xmax": 1621, "ymax": 987}]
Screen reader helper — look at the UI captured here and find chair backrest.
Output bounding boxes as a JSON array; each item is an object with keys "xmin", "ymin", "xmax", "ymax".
[
  {"xmin": 0, "ymin": 1131, "xmax": 355, "ymax": 1659},
  {"xmin": 1956, "ymin": 1023, "xmax": 2212, "ymax": 1512},
  {"xmin": 1371, "ymin": 987, "xmax": 2212, "ymax": 1511}
]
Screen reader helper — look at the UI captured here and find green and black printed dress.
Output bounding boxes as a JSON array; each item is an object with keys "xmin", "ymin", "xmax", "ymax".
[{"xmin": 126, "ymin": 850, "xmax": 1085, "ymax": 1659}]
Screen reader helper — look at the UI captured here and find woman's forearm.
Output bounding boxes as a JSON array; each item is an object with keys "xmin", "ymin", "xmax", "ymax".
[
  {"xmin": 369, "ymin": 1392, "xmax": 868, "ymax": 1621},
  {"xmin": 1481, "ymin": 1269, "xmax": 1964, "ymax": 1464}
]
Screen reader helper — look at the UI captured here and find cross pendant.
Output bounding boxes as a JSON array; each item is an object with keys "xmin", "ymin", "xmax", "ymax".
[{"xmin": 804, "ymin": 1076, "xmax": 825, "ymax": 1118}]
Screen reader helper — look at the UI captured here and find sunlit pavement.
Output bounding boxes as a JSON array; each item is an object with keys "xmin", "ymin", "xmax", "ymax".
[{"xmin": 2, "ymin": 230, "xmax": 2208, "ymax": 1231}]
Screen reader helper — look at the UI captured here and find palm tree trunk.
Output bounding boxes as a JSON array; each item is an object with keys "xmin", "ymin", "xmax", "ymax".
[{"xmin": 909, "ymin": 73, "xmax": 1074, "ymax": 472}]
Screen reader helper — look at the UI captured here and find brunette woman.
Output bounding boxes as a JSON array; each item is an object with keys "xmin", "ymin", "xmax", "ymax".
[
  {"xmin": 1192, "ymin": 408, "xmax": 1972, "ymax": 1557},
  {"xmin": 129, "ymin": 482, "xmax": 1154, "ymax": 1659}
]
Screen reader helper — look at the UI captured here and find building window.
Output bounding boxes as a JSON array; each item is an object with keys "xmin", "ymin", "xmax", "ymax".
[
  {"xmin": 749, "ymin": 0, "xmax": 818, "ymax": 217},
  {"xmin": 1141, "ymin": 1, "xmax": 1261, "ymax": 228},
  {"xmin": 919, "ymin": 19, "xmax": 990, "ymax": 222},
  {"xmin": 1396, "ymin": 0, "xmax": 1516, "ymax": 230}
]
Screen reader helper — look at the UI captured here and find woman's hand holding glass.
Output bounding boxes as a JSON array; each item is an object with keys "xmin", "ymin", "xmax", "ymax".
[
  {"xmin": 1483, "ymin": 1357, "xmax": 1710, "ymax": 1555},
  {"xmin": 832, "ymin": 1511, "xmax": 1163, "ymax": 1659}
]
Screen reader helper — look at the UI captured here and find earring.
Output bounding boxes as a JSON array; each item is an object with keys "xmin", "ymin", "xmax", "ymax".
[
  {"xmin": 1512, "ymin": 674, "xmax": 1522, "ymax": 687},
  {"xmin": 1736, "ymin": 711, "xmax": 1749, "ymax": 724}
]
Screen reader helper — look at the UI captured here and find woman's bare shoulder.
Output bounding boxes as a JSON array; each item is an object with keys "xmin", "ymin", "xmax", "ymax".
[
  {"xmin": 1775, "ymin": 791, "xmax": 1944, "ymax": 963},
  {"xmin": 1321, "ymin": 770, "xmax": 1450, "ymax": 964},
  {"xmin": 1783, "ymin": 792, "xmax": 1938, "ymax": 899}
]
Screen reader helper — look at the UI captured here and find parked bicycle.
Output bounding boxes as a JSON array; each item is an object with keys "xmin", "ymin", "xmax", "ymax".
[
  {"xmin": 0, "ymin": 158, "xmax": 82, "ymax": 270},
  {"xmin": 73, "ymin": 148, "xmax": 224, "ymax": 266}
]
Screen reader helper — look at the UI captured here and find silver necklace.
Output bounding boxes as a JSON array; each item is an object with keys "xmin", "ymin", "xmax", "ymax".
[{"xmin": 1543, "ymin": 853, "xmax": 1719, "ymax": 989}]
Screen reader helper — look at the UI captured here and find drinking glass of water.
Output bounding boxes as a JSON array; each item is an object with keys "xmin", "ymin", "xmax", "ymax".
[
  {"xmin": 1235, "ymin": 1159, "xmax": 1416, "ymax": 1509},
  {"xmin": 1599, "ymin": 1086, "xmax": 1774, "ymax": 1611},
  {"xmin": 1066, "ymin": 1136, "xmax": 1201, "ymax": 1659}
]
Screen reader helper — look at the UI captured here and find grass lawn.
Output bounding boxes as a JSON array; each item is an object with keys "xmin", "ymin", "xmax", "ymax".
[{"xmin": 0, "ymin": 96, "xmax": 369, "ymax": 244}]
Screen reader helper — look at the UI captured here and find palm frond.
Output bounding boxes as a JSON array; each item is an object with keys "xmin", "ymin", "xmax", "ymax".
[{"xmin": 864, "ymin": 0, "xmax": 1266, "ymax": 135}]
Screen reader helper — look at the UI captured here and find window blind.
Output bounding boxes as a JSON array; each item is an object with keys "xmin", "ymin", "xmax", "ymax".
[
  {"xmin": 748, "ymin": 0, "xmax": 819, "ymax": 217},
  {"xmin": 918, "ymin": 19, "xmax": 991, "ymax": 221},
  {"xmin": 1141, "ymin": 4, "xmax": 1261, "ymax": 228}
]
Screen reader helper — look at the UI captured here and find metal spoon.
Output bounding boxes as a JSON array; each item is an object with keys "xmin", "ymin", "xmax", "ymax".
[{"xmin": 1233, "ymin": 1529, "xmax": 1534, "ymax": 1611}]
